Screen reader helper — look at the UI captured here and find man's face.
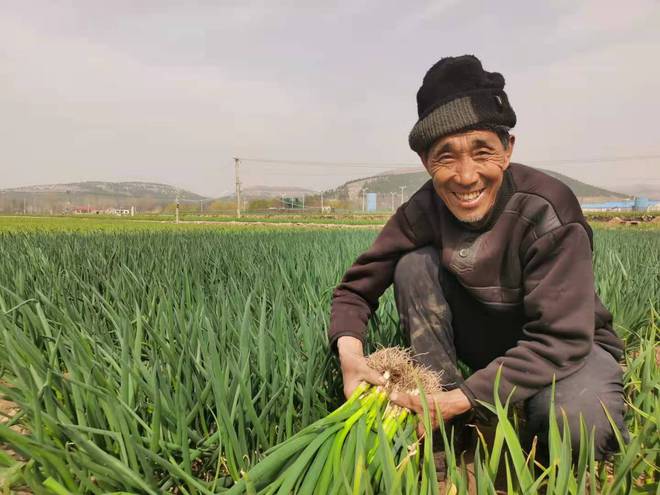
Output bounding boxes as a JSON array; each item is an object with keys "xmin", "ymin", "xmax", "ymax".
[{"xmin": 421, "ymin": 129, "xmax": 515, "ymax": 223}]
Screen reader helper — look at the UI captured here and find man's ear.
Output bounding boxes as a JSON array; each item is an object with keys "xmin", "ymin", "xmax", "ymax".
[
  {"xmin": 502, "ymin": 134, "xmax": 515, "ymax": 170},
  {"xmin": 418, "ymin": 151, "xmax": 431, "ymax": 174}
]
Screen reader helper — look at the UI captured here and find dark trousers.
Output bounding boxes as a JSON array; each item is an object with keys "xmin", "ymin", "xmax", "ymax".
[{"xmin": 393, "ymin": 246, "xmax": 627, "ymax": 461}]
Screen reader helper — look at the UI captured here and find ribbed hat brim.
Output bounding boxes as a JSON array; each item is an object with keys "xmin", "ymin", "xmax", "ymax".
[{"xmin": 408, "ymin": 90, "xmax": 516, "ymax": 153}]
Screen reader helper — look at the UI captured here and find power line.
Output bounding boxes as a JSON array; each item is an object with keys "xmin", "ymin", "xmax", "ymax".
[
  {"xmin": 238, "ymin": 157, "xmax": 417, "ymax": 169},
  {"xmin": 242, "ymin": 161, "xmax": 416, "ymax": 171},
  {"xmin": 178, "ymin": 197, "xmax": 218, "ymax": 203},
  {"xmin": 236, "ymin": 153, "xmax": 660, "ymax": 169},
  {"xmin": 243, "ymin": 171, "xmax": 387, "ymax": 177},
  {"xmin": 525, "ymin": 154, "xmax": 660, "ymax": 166}
]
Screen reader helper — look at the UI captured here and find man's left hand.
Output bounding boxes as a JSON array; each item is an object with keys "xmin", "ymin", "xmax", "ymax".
[{"xmin": 389, "ymin": 388, "xmax": 472, "ymax": 434}]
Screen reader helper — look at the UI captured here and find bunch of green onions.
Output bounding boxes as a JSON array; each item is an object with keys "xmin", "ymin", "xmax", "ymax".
[{"xmin": 226, "ymin": 347, "xmax": 442, "ymax": 495}]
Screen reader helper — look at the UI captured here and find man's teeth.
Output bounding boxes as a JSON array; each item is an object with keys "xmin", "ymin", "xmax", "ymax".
[{"xmin": 455, "ymin": 190, "xmax": 483, "ymax": 201}]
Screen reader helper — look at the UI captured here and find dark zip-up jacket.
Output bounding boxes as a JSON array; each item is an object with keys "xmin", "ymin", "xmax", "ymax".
[{"xmin": 329, "ymin": 163, "xmax": 623, "ymax": 406}]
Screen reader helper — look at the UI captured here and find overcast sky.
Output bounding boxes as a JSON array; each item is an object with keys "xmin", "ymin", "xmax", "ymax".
[{"xmin": 1, "ymin": 0, "xmax": 659, "ymax": 196}]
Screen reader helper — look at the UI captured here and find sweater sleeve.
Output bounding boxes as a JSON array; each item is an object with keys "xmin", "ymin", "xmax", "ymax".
[
  {"xmin": 328, "ymin": 207, "xmax": 421, "ymax": 350},
  {"xmin": 464, "ymin": 222, "xmax": 595, "ymax": 406}
]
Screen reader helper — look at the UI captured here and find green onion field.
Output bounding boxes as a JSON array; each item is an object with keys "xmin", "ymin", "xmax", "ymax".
[{"xmin": 0, "ymin": 219, "xmax": 657, "ymax": 493}]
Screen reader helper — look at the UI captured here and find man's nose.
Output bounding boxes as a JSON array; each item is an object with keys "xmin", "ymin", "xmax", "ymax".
[{"xmin": 453, "ymin": 158, "xmax": 479, "ymax": 186}]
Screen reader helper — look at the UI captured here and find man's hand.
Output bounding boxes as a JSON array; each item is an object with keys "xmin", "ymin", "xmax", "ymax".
[
  {"xmin": 389, "ymin": 388, "xmax": 472, "ymax": 435},
  {"xmin": 337, "ymin": 336, "xmax": 386, "ymax": 399}
]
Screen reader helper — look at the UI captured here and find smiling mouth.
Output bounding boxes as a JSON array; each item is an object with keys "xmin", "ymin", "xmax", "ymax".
[{"xmin": 452, "ymin": 188, "xmax": 486, "ymax": 204}]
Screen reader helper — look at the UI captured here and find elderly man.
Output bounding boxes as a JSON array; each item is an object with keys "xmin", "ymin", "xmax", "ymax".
[{"xmin": 328, "ymin": 55, "xmax": 626, "ymax": 461}]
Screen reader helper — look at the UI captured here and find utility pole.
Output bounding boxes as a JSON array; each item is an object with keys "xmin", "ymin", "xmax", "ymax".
[
  {"xmin": 362, "ymin": 187, "xmax": 368, "ymax": 212},
  {"xmin": 399, "ymin": 186, "xmax": 407, "ymax": 206},
  {"xmin": 200, "ymin": 200, "xmax": 203, "ymax": 214},
  {"xmin": 320, "ymin": 191, "xmax": 324, "ymax": 213},
  {"xmin": 175, "ymin": 191, "xmax": 180, "ymax": 224},
  {"xmin": 391, "ymin": 192, "xmax": 396, "ymax": 212},
  {"xmin": 234, "ymin": 157, "xmax": 241, "ymax": 218}
]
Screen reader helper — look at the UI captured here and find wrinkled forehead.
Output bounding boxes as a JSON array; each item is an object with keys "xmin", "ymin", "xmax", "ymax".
[{"xmin": 428, "ymin": 129, "xmax": 502, "ymax": 155}]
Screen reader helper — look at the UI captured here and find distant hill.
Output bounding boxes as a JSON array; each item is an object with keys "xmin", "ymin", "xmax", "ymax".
[
  {"xmin": 1, "ymin": 171, "xmax": 637, "ymax": 215},
  {"xmin": 326, "ymin": 166, "xmax": 627, "ymax": 204},
  {"xmin": 613, "ymin": 183, "xmax": 660, "ymax": 201},
  {"xmin": 0, "ymin": 181, "xmax": 206, "ymax": 214},
  {"xmin": 4, "ymin": 181, "xmax": 204, "ymax": 200}
]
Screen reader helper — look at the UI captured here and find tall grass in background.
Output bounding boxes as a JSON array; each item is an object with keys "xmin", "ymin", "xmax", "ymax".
[{"xmin": 0, "ymin": 227, "xmax": 657, "ymax": 493}]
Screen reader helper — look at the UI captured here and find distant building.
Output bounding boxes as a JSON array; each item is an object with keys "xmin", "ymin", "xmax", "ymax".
[
  {"xmin": 72, "ymin": 206, "xmax": 95, "ymax": 214},
  {"xmin": 366, "ymin": 193, "xmax": 377, "ymax": 212},
  {"xmin": 281, "ymin": 197, "xmax": 303, "ymax": 209},
  {"xmin": 105, "ymin": 207, "xmax": 131, "ymax": 216},
  {"xmin": 581, "ymin": 197, "xmax": 659, "ymax": 212}
]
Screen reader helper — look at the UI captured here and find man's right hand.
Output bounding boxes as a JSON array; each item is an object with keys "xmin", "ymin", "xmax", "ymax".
[{"xmin": 337, "ymin": 336, "xmax": 386, "ymax": 399}]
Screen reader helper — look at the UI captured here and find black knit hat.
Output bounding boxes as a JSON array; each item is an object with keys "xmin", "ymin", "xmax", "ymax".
[{"xmin": 408, "ymin": 55, "xmax": 516, "ymax": 153}]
